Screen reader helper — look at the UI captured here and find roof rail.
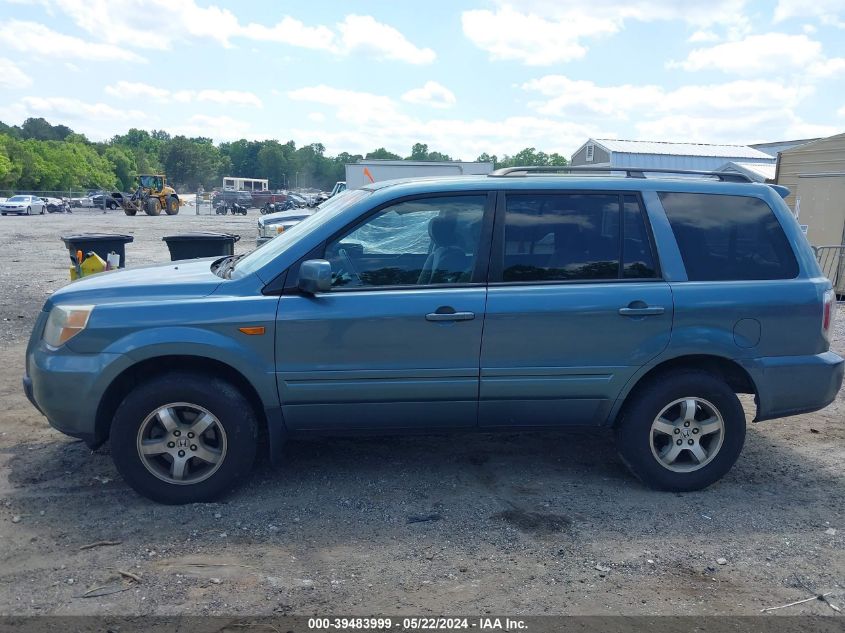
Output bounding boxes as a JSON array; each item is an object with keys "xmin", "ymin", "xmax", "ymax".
[{"xmin": 488, "ymin": 165, "xmax": 753, "ymax": 183}]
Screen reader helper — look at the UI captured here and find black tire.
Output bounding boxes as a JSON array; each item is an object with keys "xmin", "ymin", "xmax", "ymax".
[
  {"xmin": 26, "ymin": 206, "xmax": 31, "ymax": 215},
  {"xmin": 109, "ymin": 202, "xmax": 117, "ymax": 210},
  {"xmin": 615, "ymin": 370, "xmax": 745, "ymax": 492},
  {"xmin": 165, "ymin": 196, "xmax": 179, "ymax": 215},
  {"xmin": 145, "ymin": 197, "xmax": 161, "ymax": 216},
  {"xmin": 124, "ymin": 207, "xmax": 137, "ymax": 216},
  {"xmin": 110, "ymin": 372, "xmax": 258, "ymax": 504}
]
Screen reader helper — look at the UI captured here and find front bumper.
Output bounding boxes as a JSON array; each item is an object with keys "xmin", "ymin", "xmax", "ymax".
[
  {"xmin": 25, "ymin": 343, "xmax": 132, "ymax": 446},
  {"xmin": 743, "ymin": 351, "xmax": 844, "ymax": 421}
]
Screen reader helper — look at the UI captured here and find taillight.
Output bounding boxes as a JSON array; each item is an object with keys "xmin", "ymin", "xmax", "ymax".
[{"xmin": 822, "ymin": 289, "xmax": 836, "ymax": 342}]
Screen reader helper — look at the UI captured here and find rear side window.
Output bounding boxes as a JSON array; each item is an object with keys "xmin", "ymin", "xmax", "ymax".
[
  {"xmin": 659, "ymin": 192, "xmax": 798, "ymax": 281},
  {"xmin": 500, "ymin": 193, "xmax": 657, "ymax": 282}
]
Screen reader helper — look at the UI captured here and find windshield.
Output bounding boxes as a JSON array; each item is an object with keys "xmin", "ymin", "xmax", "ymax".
[
  {"xmin": 8, "ymin": 196, "xmax": 27, "ymax": 202},
  {"xmin": 139, "ymin": 175, "xmax": 163, "ymax": 190},
  {"xmin": 232, "ymin": 189, "xmax": 371, "ymax": 279}
]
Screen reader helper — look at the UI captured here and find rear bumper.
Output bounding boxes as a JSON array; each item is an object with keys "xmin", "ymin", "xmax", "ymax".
[{"xmin": 742, "ymin": 351, "xmax": 844, "ymax": 421}]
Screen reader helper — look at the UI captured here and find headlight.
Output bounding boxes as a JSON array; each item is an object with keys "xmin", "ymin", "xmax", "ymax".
[
  {"xmin": 43, "ymin": 305, "xmax": 93, "ymax": 349},
  {"xmin": 262, "ymin": 223, "xmax": 291, "ymax": 238}
]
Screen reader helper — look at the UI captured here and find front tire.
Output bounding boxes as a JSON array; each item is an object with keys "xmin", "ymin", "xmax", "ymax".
[
  {"xmin": 145, "ymin": 198, "xmax": 161, "ymax": 216},
  {"xmin": 110, "ymin": 373, "xmax": 258, "ymax": 504},
  {"xmin": 615, "ymin": 370, "xmax": 746, "ymax": 492},
  {"xmin": 26, "ymin": 206, "xmax": 31, "ymax": 215}
]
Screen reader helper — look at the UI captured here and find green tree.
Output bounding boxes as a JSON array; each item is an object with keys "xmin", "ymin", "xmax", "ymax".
[
  {"xmin": 366, "ymin": 147, "xmax": 402, "ymax": 160},
  {"xmin": 159, "ymin": 136, "xmax": 225, "ymax": 190},
  {"xmin": 104, "ymin": 145, "xmax": 138, "ymax": 190}
]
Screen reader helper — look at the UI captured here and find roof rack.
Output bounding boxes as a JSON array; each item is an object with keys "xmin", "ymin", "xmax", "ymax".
[{"xmin": 488, "ymin": 165, "xmax": 753, "ymax": 183}]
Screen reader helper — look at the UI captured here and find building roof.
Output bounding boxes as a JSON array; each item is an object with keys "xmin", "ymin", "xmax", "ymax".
[
  {"xmin": 749, "ymin": 139, "xmax": 819, "ymax": 156},
  {"xmin": 592, "ymin": 139, "xmax": 772, "ymax": 160},
  {"xmin": 718, "ymin": 161, "xmax": 777, "ymax": 182}
]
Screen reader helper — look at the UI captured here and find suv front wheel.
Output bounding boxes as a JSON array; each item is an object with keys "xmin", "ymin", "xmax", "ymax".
[
  {"xmin": 110, "ymin": 372, "xmax": 257, "ymax": 504},
  {"xmin": 615, "ymin": 370, "xmax": 746, "ymax": 491}
]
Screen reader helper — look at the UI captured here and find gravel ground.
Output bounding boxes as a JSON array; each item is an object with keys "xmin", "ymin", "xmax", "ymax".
[{"xmin": 0, "ymin": 208, "xmax": 843, "ymax": 616}]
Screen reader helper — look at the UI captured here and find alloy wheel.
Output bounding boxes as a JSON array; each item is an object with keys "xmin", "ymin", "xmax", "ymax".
[{"xmin": 649, "ymin": 397, "xmax": 725, "ymax": 473}]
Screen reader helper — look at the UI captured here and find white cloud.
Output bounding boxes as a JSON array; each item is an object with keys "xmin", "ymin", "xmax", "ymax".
[
  {"xmin": 462, "ymin": 0, "xmax": 749, "ymax": 66},
  {"xmin": 307, "ymin": 112, "xmax": 326, "ymax": 123},
  {"xmin": 401, "ymin": 81, "xmax": 456, "ymax": 109},
  {"xmin": 522, "ymin": 75, "xmax": 811, "ymax": 120},
  {"xmin": 287, "ymin": 83, "xmax": 611, "ymax": 158},
  {"xmin": 105, "ymin": 81, "xmax": 262, "ymax": 107},
  {"xmin": 171, "ymin": 114, "xmax": 252, "ymax": 140},
  {"xmin": 0, "ymin": 20, "xmax": 145, "ymax": 62},
  {"xmin": 774, "ymin": 0, "xmax": 845, "ymax": 27},
  {"xmin": 0, "ymin": 57, "xmax": 32, "ymax": 88},
  {"xmin": 688, "ymin": 30, "xmax": 720, "ymax": 42},
  {"xmin": 519, "ymin": 73, "xmax": 827, "ymax": 145},
  {"xmin": 0, "ymin": 96, "xmax": 148, "ymax": 139},
  {"xmin": 337, "ymin": 15, "xmax": 435, "ymax": 64},
  {"xmin": 669, "ymin": 33, "xmax": 845, "ymax": 76},
  {"xmin": 839, "ymin": 105, "xmax": 845, "ymax": 117},
  {"xmin": 32, "ymin": 0, "xmax": 433, "ymax": 63}
]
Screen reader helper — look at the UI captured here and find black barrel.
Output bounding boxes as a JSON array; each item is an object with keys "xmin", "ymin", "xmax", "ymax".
[
  {"xmin": 60, "ymin": 233, "xmax": 134, "ymax": 268},
  {"xmin": 162, "ymin": 232, "xmax": 240, "ymax": 261}
]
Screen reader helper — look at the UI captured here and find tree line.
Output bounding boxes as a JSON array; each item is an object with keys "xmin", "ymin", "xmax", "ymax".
[{"xmin": 0, "ymin": 118, "xmax": 568, "ymax": 194}]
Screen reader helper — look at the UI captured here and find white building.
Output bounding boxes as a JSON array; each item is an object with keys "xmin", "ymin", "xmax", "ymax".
[
  {"xmin": 222, "ymin": 176, "xmax": 269, "ymax": 192},
  {"xmin": 571, "ymin": 139, "xmax": 775, "ymax": 172}
]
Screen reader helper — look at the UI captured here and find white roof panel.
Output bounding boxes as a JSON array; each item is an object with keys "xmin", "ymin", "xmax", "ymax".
[{"xmin": 595, "ymin": 139, "xmax": 773, "ymax": 160}]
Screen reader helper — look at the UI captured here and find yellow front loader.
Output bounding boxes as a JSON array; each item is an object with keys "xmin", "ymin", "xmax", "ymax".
[{"xmin": 115, "ymin": 174, "xmax": 181, "ymax": 216}]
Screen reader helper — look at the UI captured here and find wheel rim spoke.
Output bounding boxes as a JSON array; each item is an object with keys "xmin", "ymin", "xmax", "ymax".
[
  {"xmin": 193, "ymin": 444, "xmax": 222, "ymax": 465},
  {"xmin": 156, "ymin": 407, "xmax": 179, "ymax": 432},
  {"xmin": 652, "ymin": 419, "xmax": 676, "ymax": 436},
  {"xmin": 140, "ymin": 439, "xmax": 169, "ymax": 456},
  {"xmin": 681, "ymin": 399, "xmax": 698, "ymax": 423},
  {"xmin": 689, "ymin": 443, "xmax": 708, "ymax": 464},
  {"xmin": 661, "ymin": 443, "xmax": 683, "ymax": 464},
  {"xmin": 698, "ymin": 418, "xmax": 722, "ymax": 436},
  {"xmin": 170, "ymin": 455, "xmax": 188, "ymax": 480},
  {"xmin": 190, "ymin": 412, "xmax": 216, "ymax": 436}
]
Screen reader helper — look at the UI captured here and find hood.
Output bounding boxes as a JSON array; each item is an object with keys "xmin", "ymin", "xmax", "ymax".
[
  {"xmin": 259, "ymin": 209, "xmax": 314, "ymax": 225},
  {"xmin": 1, "ymin": 200, "xmax": 27, "ymax": 207},
  {"xmin": 46, "ymin": 258, "xmax": 224, "ymax": 309}
]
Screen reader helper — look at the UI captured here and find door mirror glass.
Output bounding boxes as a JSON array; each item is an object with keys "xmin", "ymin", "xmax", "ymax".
[{"xmin": 298, "ymin": 259, "xmax": 333, "ymax": 294}]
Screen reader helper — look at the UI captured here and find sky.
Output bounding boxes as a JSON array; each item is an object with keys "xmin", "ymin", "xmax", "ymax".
[{"xmin": 1, "ymin": 0, "xmax": 844, "ymax": 160}]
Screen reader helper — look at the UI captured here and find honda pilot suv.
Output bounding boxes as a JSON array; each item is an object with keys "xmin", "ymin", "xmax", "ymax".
[{"xmin": 24, "ymin": 167, "xmax": 843, "ymax": 504}]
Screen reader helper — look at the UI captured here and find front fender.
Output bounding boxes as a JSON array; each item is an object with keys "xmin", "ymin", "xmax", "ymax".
[{"xmin": 105, "ymin": 325, "xmax": 279, "ymax": 409}]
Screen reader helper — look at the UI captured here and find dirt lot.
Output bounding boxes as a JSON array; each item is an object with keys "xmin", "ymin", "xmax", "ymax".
[{"xmin": 0, "ymin": 208, "xmax": 843, "ymax": 617}]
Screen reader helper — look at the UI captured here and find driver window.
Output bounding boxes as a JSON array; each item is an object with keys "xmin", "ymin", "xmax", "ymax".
[{"xmin": 325, "ymin": 195, "xmax": 486, "ymax": 288}]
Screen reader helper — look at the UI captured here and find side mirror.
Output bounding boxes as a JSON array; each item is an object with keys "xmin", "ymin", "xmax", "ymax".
[{"xmin": 298, "ymin": 259, "xmax": 332, "ymax": 295}]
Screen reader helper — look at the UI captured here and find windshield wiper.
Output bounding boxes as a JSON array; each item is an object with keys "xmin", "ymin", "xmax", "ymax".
[{"xmin": 217, "ymin": 253, "xmax": 246, "ymax": 279}]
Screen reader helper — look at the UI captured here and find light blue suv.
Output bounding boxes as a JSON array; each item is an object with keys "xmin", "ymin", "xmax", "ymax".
[{"xmin": 24, "ymin": 167, "xmax": 843, "ymax": 504}]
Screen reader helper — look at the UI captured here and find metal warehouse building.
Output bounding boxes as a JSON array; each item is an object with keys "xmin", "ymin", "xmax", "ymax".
[{"xmin": 571, "ymin": 138, "xmax": 775, "ymax": 172}]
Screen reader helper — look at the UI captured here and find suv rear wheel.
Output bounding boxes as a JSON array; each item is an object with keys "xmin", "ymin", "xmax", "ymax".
[
  {"xmin": 615, "ymin": 370, "xmax": 746, "ymax": 491},
  {"xmin": 110, "ymin": 372, "xmax": 257, "ymax": 504}
]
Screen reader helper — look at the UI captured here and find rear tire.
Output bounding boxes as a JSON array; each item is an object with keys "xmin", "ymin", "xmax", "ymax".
[
  {"xmin": 109, "ymin": 202, "xmax": 117, "ymax": 210},
  {"xmin": 165, "ymin": 196, "xmax": 179, "ymax": 215},
  {"xmin": 110, "ymin": 372, "xmax": 258, "ymax": 504},
  {"xmin": 615, "ymin": 370, "xmax": 745, "ymax": 492}
]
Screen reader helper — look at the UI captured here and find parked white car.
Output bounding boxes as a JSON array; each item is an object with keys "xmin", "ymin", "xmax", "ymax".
[{"xmin": 0, "ymin": 195, "xmax": 46, "ymax": 215}]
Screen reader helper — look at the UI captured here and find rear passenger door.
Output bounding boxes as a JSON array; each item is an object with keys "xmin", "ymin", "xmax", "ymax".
[{"xmin": 479, "ymin": 191, "xmax": 673, "ymax": 427}]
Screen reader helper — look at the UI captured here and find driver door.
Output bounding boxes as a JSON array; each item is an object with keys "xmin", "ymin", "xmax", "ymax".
[{"xmin": 275, "ymin": 192, "xmax": 494, "ymax": 431}]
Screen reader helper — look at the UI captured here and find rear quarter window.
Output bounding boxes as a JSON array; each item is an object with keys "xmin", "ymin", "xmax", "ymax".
[{"xmin": 659, "ymin": 192, "xmax": 798, "ymax": 281}]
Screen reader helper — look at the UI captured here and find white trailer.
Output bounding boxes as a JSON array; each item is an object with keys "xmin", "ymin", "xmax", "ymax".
[{"xmin": 345, "ymin": 160, "xmax": 494, "ymax": 189}]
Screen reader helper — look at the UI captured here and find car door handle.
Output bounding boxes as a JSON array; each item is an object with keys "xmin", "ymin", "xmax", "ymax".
[
  {"xmin": 618, "ymin": 306, "xmax": 665, "ymax": 316},
  {"xmin": 426, "ymin": 311, "xmax": 475, "ymax": 322}
]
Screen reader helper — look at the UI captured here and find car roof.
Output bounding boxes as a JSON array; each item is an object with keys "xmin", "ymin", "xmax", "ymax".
[{"xmin": 362, "ymin": 174, "xmax": 776, "ymax": 197}]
